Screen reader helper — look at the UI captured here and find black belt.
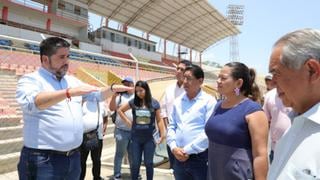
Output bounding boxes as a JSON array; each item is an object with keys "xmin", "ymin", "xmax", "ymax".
[
  {"xmin": 189, "ymin": 149, "xmax": 208, "ymax": 159},
  {"xmin": 24, "ymin": 146, "xmax": 79, "ymax": 156}
]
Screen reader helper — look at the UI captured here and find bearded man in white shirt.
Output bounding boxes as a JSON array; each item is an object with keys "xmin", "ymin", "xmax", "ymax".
[{"xmin": 268, "ymin": 28, "xmax": 320, "ymax": 180}]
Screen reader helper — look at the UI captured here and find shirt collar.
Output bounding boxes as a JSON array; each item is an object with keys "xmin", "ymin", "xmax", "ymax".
[
  {"xmin": 38, "ymin": 67, "xmax": 65, "ymax": 81},
  {"xmin": 175, "ymin": 81, "xmax": 184, "ymax": 89},
  {"xmin": 182, "ymin": 89, "xmax": 203, "ymax": 101},
  {"xmin": 300, "ymin": 102, "xmax": 320, "ymax": 124}
]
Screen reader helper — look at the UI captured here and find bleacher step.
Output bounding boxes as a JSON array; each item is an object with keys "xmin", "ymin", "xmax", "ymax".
[
  {"xmin": 0, "ymin": 137, "xmax": 23, "ymax": 155},
  {"xmin": 0, "ymin": 116, "xmax": 22, "ymax": 127},
  {"xmin": 0, "ymin": 152, "xmax": 20, "ymax": 174},
  {"xmin": 0, "ymin": 125, "xmax": 23, "ymax": 140}
]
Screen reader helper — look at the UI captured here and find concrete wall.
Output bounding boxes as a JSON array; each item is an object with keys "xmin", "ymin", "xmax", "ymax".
[
  {"xmin": 79, "ymin": 41, "xmax": 102, "ymax": 53},
  {"xmin": 100, "ymin": 38, "xmax": 161, "ymax": 61}
]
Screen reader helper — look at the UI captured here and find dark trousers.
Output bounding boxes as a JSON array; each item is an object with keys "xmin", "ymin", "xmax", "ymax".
[
  {"xmin": 80, "ymin": 139, "xmax": 103, "ymax": 180},
  {"xmin": 166, "ymin": 145, "xmax": 175, "ymax": 169},
  {"xmin": 173, "ymin": 150, "xmax": 208, "ymax": 180},
  {"xmin": 18, "ymin": 146, "xmax": 81, "ymax": 180}
]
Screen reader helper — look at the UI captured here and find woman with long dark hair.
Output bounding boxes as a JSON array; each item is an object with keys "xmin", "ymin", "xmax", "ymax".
[
  {"xmin": 205, "ymin": 62, "xmax": 268, "ymax": 180},
  {"xmin": 118, "ymin": 80, "xmax": 166, "ymax": 180}
]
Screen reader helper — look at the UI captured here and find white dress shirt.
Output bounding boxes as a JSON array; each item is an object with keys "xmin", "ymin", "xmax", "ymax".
[
  {"xmin": 160, "ymin": 82, "xmax": 184, "ymax": 119},
  {"xmin": 267, "ymin": 102, "xmax": 320, "ymax": 180},
  {"xmin": 82, "ymin": 100, "xmax": 107, "ymax": 139}
]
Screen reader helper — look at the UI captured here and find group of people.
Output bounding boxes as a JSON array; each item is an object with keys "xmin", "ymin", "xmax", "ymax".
[{"xmin": 16, "ymin": 28, "xmax": 320, "ymax": 180}]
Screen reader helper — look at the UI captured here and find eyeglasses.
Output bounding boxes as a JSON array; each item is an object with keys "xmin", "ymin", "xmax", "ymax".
[
  {"xmin": 184, "ymin": 76, "xmax": 196, "ymax": 82},
  {"xmin": 176, "ymin": 67, "xmax": 185, "ymax": 72}
]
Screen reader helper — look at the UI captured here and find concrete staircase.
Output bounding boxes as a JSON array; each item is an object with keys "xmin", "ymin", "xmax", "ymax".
[{"xmin": 0, "ymin": 70, "xmax": 22, "ymax": 174}]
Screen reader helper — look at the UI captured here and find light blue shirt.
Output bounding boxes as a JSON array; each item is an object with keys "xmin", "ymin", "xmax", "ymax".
[
  {"xmin": 167, "ymin": 90, "xmax": 216, "ymax": 155},
  {"xmin": 16, "ymin": 67, "xmax": 102, "ymax": 151}
]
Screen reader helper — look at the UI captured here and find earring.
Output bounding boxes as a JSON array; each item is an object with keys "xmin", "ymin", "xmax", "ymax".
[{"xmin": 234, "ymin": 87, "xmax": 240, "ymax": 96}]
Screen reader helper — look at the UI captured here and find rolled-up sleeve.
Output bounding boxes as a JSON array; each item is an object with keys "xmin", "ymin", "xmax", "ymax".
[{"xmin": 16, "ymin": 75, "xmax": 42, "ymax": 113}]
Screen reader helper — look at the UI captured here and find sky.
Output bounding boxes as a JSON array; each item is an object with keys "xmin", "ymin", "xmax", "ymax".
[
  {"xmin": 89, "ymin": 0, "xmax": 320, "ymax": 75},
  {"xmin": 205, "ymin": 0, "xmax": 320, "ymax": 74}
]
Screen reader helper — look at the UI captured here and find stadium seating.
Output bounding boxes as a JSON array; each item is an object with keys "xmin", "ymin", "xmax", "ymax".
[
  {"xmin": 0, "ymin": 39, "xmax": 13, "ymax": 50},
  {"xmin": 0, "ymin": 49, "xmax": 172, "ymax": 80},
  {"xmin": 0, "ymin": 39, "xmax": 12, "ymax": 46},
  {"xmin": 24, "ymin": 43, "xmax": 40, "ymax": 52}
]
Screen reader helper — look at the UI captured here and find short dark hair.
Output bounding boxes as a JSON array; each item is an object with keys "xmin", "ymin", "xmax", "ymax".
[
  {"xmin": 179, "ymin": 60, "xmax": 192, "ymax": 67},
  {"xmin": 134, "ymin": 81, "xmax": 153, "ymax": 109},
  {"xmin": 184, "ymin": 64, "xmax": 204, "ymax": 79},
  {"xmin": 40, "ymin": 37, "xmax": 70, "ymax": 62}
]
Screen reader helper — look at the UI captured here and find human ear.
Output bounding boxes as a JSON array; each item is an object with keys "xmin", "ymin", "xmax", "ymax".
[
  {"xmin": 305, "ymin": 59, "xmax": 320, "ymax": 82},
  {"xmin": 236, "ymin": 78, "xmax": 243, "ymax": 88}
]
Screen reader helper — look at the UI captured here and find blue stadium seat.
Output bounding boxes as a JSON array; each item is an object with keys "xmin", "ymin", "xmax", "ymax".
[
  {"xmin": 0, "ymin": 39, "xmax": 13, "ymax": 49},
  {"xmin": 69, "ymin": 51, "xmax": 84, "ymax": 59},
  {"xmin": 24, "ymin": 43, "xmax": 40, "ymax": 52}
]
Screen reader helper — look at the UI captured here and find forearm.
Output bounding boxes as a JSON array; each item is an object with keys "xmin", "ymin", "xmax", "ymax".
[
  {"xmin": 117, "ymin": 110, "xmax": 132, "ymax": 127},
  {"xmin": 100, "ymin": 87, "xmax": 113, "ymax": 100},
  {"xmin": 103, "ymin": 116, "xmax": 108, "ymax": 127},
  {"xmin": 253, "ymin": 155, "xmax": 268, "ymax": 180},
  {"xmin": 109, "ymin": 93, "xmax": 118, "ymax": 111},
  {"xmin": 162, "ymin": 117, "xmax": 169, "ymax": 129},
  {"xmin": 35, "ymin": 89, "xmax": 68, "ymax": 110},
  {"xmin": 159, "ymin": 122, "xmax": 166, "ymax": 138}
]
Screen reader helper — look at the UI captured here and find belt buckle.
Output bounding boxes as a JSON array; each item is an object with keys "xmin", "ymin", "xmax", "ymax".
[{"xmin": 65, "ymin": 148, "xmax": 78, "ymax": 156}]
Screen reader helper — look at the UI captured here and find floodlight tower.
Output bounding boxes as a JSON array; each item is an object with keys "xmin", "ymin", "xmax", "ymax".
[{"xmin": 227, "ymin": 4, "xmax": 244, "ymax": 62}]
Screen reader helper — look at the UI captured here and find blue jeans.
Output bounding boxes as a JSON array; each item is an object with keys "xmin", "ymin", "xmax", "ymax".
[
  {"xmin": 113, "ymin": 128, "xmax": 131, "ymax": 177},
  {"xmin": 173, "ymin": 150, "xmax": 208, "ymax": 180},
  {"xmin": 18, "ymin": 146, "xmax": 81, "ymax": 180},
  {"xmin": 130, "ymin": 138, "xmax": 155, "ymax": 180}
]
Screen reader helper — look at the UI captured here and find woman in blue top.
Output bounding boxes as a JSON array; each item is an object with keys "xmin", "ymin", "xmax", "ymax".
[
  {"xmin": 118, "ymin": 80, "xmax": 166, "ymax": 180},
  {"xmin": 205, "ymin": 62, "xmax": 268, "ymax": 180}
]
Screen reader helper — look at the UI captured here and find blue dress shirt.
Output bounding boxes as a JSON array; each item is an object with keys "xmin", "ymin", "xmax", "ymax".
[
  {"xmin": 167, "ymin": 90, "xmax": 216, "ymax": 155},
  {"xmin": 16, "ymin": 67, "xmax": 102, "ymax": 151}
]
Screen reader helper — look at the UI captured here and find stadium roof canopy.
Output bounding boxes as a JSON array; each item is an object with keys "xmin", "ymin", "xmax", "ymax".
[{"xmin": 81, "ymin": 0, "xmax": 240, "ymax": 52}]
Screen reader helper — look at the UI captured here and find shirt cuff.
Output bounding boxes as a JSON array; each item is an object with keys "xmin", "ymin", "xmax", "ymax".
[
  {"xmin": 183, "ymin": 144, "xmax": 195, "ymax": 155},
  {"xmin": 27, "ymin": 92, "xmax": 41, "ymax": 113},
  {"xmin": 168, "ymin": 141, "xmax": 177, "ymax": 151}
]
